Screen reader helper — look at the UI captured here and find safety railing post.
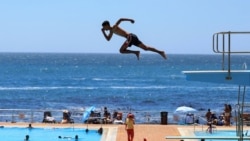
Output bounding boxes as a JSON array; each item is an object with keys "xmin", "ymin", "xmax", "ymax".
[
  {"xmin": 222, "ymin": 34, "xmax": 225, "ymax": 70},
  {"xmin": 30, "ymin": 110, "xmax": 34, "ymax": 123},
  {"xmin": 226, "ymin": 32, "xmax": 232, "ymax": 80}
]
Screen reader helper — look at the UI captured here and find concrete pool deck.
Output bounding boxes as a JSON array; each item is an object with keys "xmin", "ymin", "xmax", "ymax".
[{"xmin": 0, "ymin": 122, "xmax": 239, "ymax": 141}]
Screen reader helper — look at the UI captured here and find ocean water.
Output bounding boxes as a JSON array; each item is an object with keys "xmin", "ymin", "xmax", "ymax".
[{"xmin": 0, "ymin": 53, "xmax": 250, "ymax": 123}]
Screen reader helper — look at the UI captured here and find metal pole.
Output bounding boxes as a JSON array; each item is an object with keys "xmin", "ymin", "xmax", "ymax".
[
  {"xmin": 236, "ymin": 86, "xmax": 241, "ymax": 136},
  {"xmin": 240, "ymin": 86, "xmax": 246, "ymax": 141},
  {"xmin": 226, "ymin": 32, "xmax": 232, "ymax": 80},
  {"xmin": 222, "ymin": 34, "xmax": 225, "ymax": 70}
]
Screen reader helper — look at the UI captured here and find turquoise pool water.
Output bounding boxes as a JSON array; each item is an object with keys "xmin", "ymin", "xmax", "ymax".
[
  {"xmin": 195, "ymin": 130, "xmax": 240, "ymax": 141},
  {"xmin": 195, "ymin": 130, "xmax": 237, "ymax": 136},
  {"xmin": 0, "ymin": 127, "xmax": 101, "ymax": 141}
]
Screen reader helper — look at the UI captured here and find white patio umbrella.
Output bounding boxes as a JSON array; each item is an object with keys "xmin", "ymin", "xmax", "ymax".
[
  {"xmin": 174, "ymin": 106, "xmax": 197, "ymax": 113},
  {"xmin": 173, "ymin": 106, "xmax": 198, "ymax": 124}
]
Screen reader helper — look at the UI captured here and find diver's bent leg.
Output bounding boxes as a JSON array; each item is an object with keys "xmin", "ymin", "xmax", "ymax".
[{"xmin": 120, "ymin": 43, "xmax": 140, "ymax": 60}]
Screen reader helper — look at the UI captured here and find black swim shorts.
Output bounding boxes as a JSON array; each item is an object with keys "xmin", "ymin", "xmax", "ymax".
[{"xmin": 127, "ymin": 33, "xmax": 142, "ymax": 47}]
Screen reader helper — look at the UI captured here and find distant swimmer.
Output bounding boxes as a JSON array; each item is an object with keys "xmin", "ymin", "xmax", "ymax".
[
  {"xmin": 101, "ymin": 18, "xmax": 167, "ymax": 60},
  {"xmin": 58, "ymin": 136, "xmax": 75, "ymax": 140}
]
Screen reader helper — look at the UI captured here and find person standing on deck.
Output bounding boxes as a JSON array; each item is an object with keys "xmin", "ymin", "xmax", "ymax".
[
  {"xmin": 224, "ymin": 104, "xmax": 231, "ymax": 126},
  {"xmin": 125, "ymin": 113, "xmax": 135, "ymax": 141},
  {"xmin": 205, "ymin": 109, "xmax": 212, "ymax": 122}
]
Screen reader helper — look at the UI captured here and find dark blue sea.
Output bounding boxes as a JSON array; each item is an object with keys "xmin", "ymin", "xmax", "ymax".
[{"xmin": 0, "ymin": 53, "xmax": 250, "ymax": 123}]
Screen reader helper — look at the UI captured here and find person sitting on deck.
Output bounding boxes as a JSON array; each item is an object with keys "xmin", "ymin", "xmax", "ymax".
[
  {"xmin": 43, "ymin": 111, "xmax": 56, "ymax": 123},
  {"xmin": 61, "ymin": 110, "xmax": 74, "ymax": 124},
  {"xmin": 211, "ymin": 113, "xmax": 218, "ymax": 125},
  {"xmin": 113, "ymin": 111, "xmax": 124, "ymax": 124},
  {"xmin": 217, "ymin": 115, "xmax": 225, "ymax": 126},
  {"xmin": 103, "ymin": 107, "xmax": 112, "ymax": 124}
]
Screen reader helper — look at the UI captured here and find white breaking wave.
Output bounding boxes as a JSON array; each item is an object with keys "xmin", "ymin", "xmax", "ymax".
[
  {"xmin": 110, "ymin": 86, "xmax": 167, "ymax": 89},
  {"xmin": 92, "ymin": 78, "xmax": 155, "ymax": 82},
  {"xmin": 0, "ymin": 85, "xmax": 241, "ymax": 91},
  {"xmin": 0, "ymin": 86, "xmax": 98, "ymax": 90}
]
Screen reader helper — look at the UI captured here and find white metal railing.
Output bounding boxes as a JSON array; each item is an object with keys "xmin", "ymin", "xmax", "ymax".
[
  {"xmin": 0, "ymin": 109, "xmax": 176, "ymax": 124},
  {"xmin": 0, "ymin": 108, "xmax": 209, "ymax": 125},
  {"xmin": 213, "ymin": 31, "xmax": 250, "ymax": 79}
]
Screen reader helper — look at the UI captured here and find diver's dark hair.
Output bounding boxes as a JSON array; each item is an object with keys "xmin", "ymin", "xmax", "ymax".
[{"xmin": 102, "ymin": 20, "xmax": 110, "ymax": 26}]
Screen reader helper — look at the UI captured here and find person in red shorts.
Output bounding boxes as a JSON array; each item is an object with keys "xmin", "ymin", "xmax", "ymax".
[{"xmin": 125, "ymin": 113, "xmax": 135, "ymax": 141}]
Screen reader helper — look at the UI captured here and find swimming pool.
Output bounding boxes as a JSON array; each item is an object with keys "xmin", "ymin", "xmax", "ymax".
[
  {"xmin": 195, "ymin": 130, "xmax": 241, "ymax": 141},
  {"xmin": 0, "ymin": 127, "xmax": 101, "ymax": 141}
]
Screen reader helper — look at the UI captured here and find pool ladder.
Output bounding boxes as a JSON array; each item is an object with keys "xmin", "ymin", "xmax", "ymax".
[{"xmin": 213, "ymin": 31, "xmax": 250, "ymax": 141}]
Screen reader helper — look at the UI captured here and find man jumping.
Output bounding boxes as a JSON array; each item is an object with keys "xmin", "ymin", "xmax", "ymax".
[{"xmin": 101, "ymin": 18, "xmax": 167, "ymax": 60}]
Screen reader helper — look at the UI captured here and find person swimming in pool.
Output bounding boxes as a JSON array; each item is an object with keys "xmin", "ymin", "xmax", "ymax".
[
  {"xmin": 24, "ymin": 135, "xmax": 29, "ymax": 141},
  {"xmin": 101, "ymin": 18, "xmax": 167, "ymax": 60},
  {"xmin": 58, "ymin": 136, "xmax": 78, "ymax": 140}
]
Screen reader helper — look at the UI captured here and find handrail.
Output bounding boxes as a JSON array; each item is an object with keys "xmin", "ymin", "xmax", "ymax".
[
  {"xmin": 212, "ymin": 31, "xmax": 250, "ymax": 80},
  {"xmin": 213, "ymin": 31, "xmax": 250, "ymax": 54}
]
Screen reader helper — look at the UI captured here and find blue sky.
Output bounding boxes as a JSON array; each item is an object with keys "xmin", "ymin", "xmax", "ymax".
[{"xmin": 0, "ymin": 0, "xmax": 249, "ymax": 54}]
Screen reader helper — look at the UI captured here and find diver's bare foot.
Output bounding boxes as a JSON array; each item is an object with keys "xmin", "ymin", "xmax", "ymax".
[
  {"xmin": 160, "ymin": 51, "xmax": 167, "ymax": 59},
  {"xmin": 136, "ymin": 51, "xmax": 140, "ymax": 60}
]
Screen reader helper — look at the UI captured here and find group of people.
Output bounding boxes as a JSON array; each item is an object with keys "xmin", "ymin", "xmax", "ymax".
[
  {"xmin": 43, "ymin": 110, "xmax": 74, "ymax": 124},
  {"xmin": 102, "ymin": 107, "xmax": 124, "ymax": 124},
  {"xmin": 205, "ymin": 104, "xmax": 232, "ymax": 126}
]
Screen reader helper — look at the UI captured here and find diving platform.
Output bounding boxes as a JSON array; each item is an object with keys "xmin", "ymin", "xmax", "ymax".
[
  {"xmin": 166, "ymin": 136, "xmax": 250, "ymax": 140},
  {"xmin": 179, "ymin": 31, "xmax": 250, "ymax": 141},
  {"xmin": 183, "ymin": 70, "xmax": 250, "ymax": 86},
  {"xmin": 182, "ymin": 31, "xmax": 250, "ymax": 86}
]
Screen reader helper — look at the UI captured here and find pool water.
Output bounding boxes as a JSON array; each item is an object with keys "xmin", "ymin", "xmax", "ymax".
[
  {"xmin": 195, "ymin": 130, "xmax": 238, "ymax": 136},
  {"xmin": 0, "ymin": 127, "xmax": 101, "ymax": 141},
  {"xmin": 195, "ymin": 130, "xmax": 241, "ymax": 141}
]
